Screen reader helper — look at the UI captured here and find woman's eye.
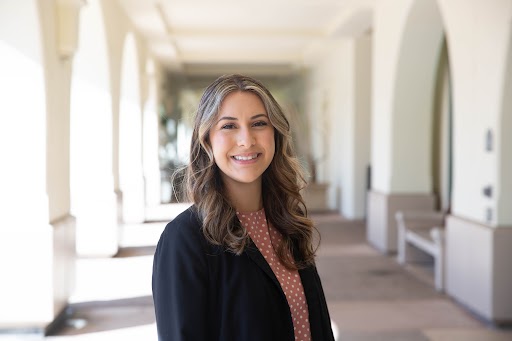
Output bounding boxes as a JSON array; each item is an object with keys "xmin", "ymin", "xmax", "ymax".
[
  {"xmin": 221, "ymin": 123, "xmax": 236, "ymax": 129},
  {"xmin": 253, "ymin": 121, "xmax": 268, "ymax": 127}
]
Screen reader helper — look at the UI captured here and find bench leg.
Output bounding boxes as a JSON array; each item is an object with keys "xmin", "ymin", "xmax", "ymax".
[
  {"xmin": 434, "ymin": 246, "xmax": 444, "ymax": 292},
  {"xmin": 398, "ymin": 226, "xmax": 406, "ymax": 264}
]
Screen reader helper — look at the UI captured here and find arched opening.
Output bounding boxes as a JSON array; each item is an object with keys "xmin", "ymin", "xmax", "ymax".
[
  {"xmin": 70, "ymin": 0, "xmax": 117, "ymax": 256},
  {"xmin": 432, "ymin": 39, "xmax": 453, "ymax": 214},
  {"xmin": 119, "ymin": 33, "xmax": 145, "ymax": 223},
  {"xmin": 367, "ymin": 0, "xmax": 447, "ymax": 253}
]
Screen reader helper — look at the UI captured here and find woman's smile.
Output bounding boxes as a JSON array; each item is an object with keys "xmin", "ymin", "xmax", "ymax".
[{"xmin": 232, "ymin": 153, "xmax": 261, "ymax": 162}]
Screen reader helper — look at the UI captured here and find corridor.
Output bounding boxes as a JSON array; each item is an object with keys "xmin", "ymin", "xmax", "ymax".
[
  {"xmin": 2, "ymin": 1, "xmax": 512, "ymax": 333},
  {"xmin": 5, "ymin": 206, "xmax": 510, "ymax": 341}
]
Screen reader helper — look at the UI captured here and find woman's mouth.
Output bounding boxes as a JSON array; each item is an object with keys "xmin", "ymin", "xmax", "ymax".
[{"xmin": 232, "ymin": 153, "xmax": 260, "ymax": 161}]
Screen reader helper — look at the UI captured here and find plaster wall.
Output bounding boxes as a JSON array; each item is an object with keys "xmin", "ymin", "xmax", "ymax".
[
  {"xmin": 372, "ymin": 0, "xmax": 443, "ymax": 194},
  {"xmin": 0, "ymin": 0, "xmax": 75, "ymax": 328},
  {"xmin": 101, "ymin": 0, "xmax": 149, "ymax": 193},
  {"xmin": 352, "ymin": 35, "xmax": 372, "ymax": 218},
  {"xmin": 39, "ymin": 0, "xmax": 73, "ymax": 221},
  {"xmin": 371, "ymin": 0, "xmax": 412, "ymax": 194},
  {"xmin": 498, "ymin": 33, "xmax": 512, "ymax": 225},
  {"xmin": 437, "ymin": 0, "xmax": 512, "ymax": 226},
  {"xmin": 0, "ymin": 1, "xmax": 46, "ymax": 203},
  {"xmin": 305, "ymin": 36, "xmax": 371, "ymax": 219},
  {"xmin": 446, "ymin": 216, "xmax": 512, "ymax": 322},
  {"xmin": 306, "ymin": 41, "xmax": 351, "ymax": 212},
  {"xmin": 306, "ymin": 41, "xmax": 347, "ymax": 210}
]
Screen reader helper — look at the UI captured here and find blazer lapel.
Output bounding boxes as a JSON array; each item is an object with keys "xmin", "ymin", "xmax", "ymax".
[
  {"xmin": 244, "ymin": 241, "xmax": 286, "ymax": 296},
  {"xmin": 299, "ymin": 265, "xmax": 319, "ymax": 309},
  {"xmin": 299, "ymin": 265, "xmax": 327, "ymax": 341}
]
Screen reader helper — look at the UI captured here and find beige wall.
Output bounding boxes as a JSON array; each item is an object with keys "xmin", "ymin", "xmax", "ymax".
[
  {"xmin": 437, "ymin": 0, "xmax": 512, "ymax": 323},
  {"xmin": 498, "ymin": 32, "xmax": 512, "ymax": 225},
  {"xmin": 371, "ymin": 0, "xmax": 443, "ymax": 194},
  {"xmin": 438, "ymin": 0, "xmax": 512, "ymax": 226}
]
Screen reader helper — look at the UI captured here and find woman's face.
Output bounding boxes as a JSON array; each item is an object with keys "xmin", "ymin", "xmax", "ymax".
[{"xmin": 209, "ymin": 91, "xmax": 275, "ymax": 189}]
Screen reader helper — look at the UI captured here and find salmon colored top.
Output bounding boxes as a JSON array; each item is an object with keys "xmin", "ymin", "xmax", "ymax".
[{"xmin": 237, "ymin": 209, "xmax": 312, "ymax": 341}]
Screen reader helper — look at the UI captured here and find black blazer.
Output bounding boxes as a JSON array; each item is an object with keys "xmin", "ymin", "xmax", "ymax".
[{"xmin": 152, "ymin": 206, "xmax": 335, "ymax": 341}]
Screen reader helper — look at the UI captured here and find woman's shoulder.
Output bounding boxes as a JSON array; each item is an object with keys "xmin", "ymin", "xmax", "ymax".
[
  {"xmin": 166, "ymin": 205, "xmax": 201, "ymax": 228},
  {"xmin": 158, "ymin": 205, "xmax": 204, "ymax": 248}
]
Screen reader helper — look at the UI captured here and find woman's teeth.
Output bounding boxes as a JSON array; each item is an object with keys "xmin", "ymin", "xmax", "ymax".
[{"xmin": 233, "ymin": 154, "xmax": 258, "ymax": 161}]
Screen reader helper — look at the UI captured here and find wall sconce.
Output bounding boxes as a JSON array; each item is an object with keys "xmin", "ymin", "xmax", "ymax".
[{"xmin": 56, "ymin": 0, "xmax": 87, "ymax": 60}]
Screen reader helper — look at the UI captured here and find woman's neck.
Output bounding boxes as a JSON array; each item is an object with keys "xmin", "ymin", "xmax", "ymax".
[{"xmin": 223, "ymin": 178, "xmax": 263, "ymax": 212}]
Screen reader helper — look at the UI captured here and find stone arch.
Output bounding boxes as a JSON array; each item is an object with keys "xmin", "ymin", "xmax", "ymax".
[
  {"xmin": 390, "ymin": 0, "xmax": 445, "ymax": 193},
  {"xmin": 367, "ymin": 0, "xmax": 448, "ymax": 252},
  {"xmin": 70, "ymin": 0, "xmax": 117, "ymax": 256}
]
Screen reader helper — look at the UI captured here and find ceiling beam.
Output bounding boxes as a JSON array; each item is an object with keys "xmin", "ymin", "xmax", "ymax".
[{"xmin": 155, "ymin": 2, "xmax": 183, "ymax": 70}]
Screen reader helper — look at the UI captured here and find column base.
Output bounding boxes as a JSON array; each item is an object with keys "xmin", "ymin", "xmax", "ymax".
[
  {"xmin": 0, "ymin": 305, "xmax": 72, "ymax": 336},
  {"xmin": 0, "ymin": 214, "xmax": 75, "ymax": 332},
  {"xmin": 366, "ymin": 190, "xmax": 436, "ymax": 253},
  {"xmin": 446, "ymin": 215, "xmax": 512, "ymax": 325}
]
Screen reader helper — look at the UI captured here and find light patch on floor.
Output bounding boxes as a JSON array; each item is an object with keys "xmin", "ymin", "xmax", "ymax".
[{"xmin": 328, "ymin": 300, "xmax": 483, "ymax": 332}]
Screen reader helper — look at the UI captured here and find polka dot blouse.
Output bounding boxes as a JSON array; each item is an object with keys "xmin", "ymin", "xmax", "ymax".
[{"xmin": 237, "ymin": 209, "xmax": 311, "ymax": 341}]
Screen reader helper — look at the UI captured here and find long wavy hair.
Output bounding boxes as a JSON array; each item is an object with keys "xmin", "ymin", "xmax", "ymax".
[{"xmin": 182, "ymin": 74, "xmax": 317, "ymax": 269}]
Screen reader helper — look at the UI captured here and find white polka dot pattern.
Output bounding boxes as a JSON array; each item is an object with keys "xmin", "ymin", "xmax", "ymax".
[{"xmin": 237, "ymin": 209, "xmax": 311, "ymax": 341}]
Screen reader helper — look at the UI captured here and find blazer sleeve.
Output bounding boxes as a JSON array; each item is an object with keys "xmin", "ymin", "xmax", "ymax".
[{"xmin": 152, "ymin": 210, "xmax": 209, "ymax": 341}]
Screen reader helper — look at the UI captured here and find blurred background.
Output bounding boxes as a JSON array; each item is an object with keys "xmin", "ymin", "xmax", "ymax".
[{"xmin": 0, "ymin": 0, "xmax": 511, "ymax": 340}]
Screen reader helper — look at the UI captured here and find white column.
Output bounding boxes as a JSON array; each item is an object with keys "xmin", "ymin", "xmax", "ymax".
[
  {"xmin": 143, "ymin": 60, "xmax": 163, "ymax": 208},
  {"xmin": 0, "ymin": 0, "xmax": 77, "ymax": 330},
  {"xmin": 71, "ymin": 0, "xmax": 118, "ymax": 257},
  {"xmin": 118, "ymin": 34, "xmax": 145, "ymax": 223},
  {"xmin": 367, "ymin": 0, "xmax": 443, "ymax": 252}
]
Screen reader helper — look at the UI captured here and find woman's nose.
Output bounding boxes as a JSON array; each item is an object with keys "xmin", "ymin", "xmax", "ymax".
[{"xmin": 237, "ymin": 128, "xmax": 255, "ymax": 147}]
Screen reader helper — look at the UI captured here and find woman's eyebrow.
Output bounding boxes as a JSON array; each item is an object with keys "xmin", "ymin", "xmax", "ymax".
[
  {"xmin": 251, "ymin": 114, "xmax": 268, "ymax": 119},
  {"xmin": 217, "ymin": 113, "xmax": 267, "ymax": 122},
  {"xmin": 217, "ymin": 116, "xmax": 237, "ymax": 122}
]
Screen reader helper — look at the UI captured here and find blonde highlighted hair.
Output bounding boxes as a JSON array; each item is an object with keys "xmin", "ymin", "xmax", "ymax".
[{"xmin": 183, "ymin": 74, "xmax": 317, "ymax": 269}]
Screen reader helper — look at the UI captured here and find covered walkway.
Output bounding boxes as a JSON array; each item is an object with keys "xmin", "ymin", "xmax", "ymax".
[
  {"xmin": 7, "ymin": 206, "xmax": 510, "ymax": 341},
  {"xmin": 1, "ymin": 1, "xmax": 512, "ymax": 337}
]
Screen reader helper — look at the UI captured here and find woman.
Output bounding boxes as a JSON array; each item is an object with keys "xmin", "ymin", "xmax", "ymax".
[{"xmin": 152, "ymin": 74, "xmax": 334, "ymax": 341}]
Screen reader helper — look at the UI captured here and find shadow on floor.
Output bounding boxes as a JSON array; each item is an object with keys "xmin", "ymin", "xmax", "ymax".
[
  {"xmin": 114, "ymin": 246, "xmax": 156, "ymax": 258},
  {"xmin": 48, "ymin": 296, "xmax": 155, "ymax": 336}
]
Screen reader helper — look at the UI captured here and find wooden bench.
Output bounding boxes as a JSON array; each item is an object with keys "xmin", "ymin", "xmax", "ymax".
[{"xmin": 395, "ymin": 210, "xmax": 445, "ymax": 291}]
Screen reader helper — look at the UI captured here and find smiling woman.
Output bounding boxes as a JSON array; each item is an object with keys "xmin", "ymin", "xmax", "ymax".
[{"xmin": 152, "ymin": 74, "xmax": 335, "ymax": 341}]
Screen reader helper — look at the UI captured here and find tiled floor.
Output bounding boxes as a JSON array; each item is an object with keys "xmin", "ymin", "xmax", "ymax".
[
  {"xmin": 4, "ymin": 207, "xmax": 511, "ymax": 340},
  {"xmin": 313, "ymin": 214, "xmax": 511, "ymax": 341}
]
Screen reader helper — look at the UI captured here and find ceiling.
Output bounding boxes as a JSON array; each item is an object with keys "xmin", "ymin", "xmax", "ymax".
[{"xmin": 118, "ymin": 0, "xmax": 375, "ymax": 76}]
